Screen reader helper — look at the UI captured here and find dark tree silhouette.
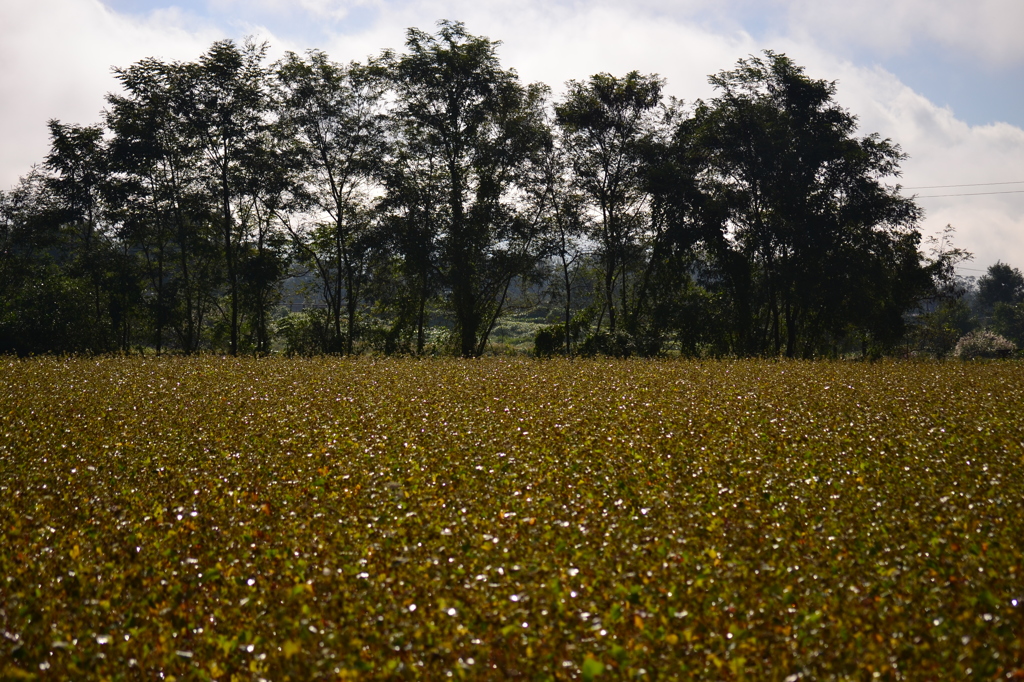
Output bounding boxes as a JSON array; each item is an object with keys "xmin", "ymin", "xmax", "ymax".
[{"xmin": 384, "ymin": 20, "xmax": 551, "ymax": 357}]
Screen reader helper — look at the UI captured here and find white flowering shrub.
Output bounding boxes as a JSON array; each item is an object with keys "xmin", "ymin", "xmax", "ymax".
[{"xmin": 953, "ymin": 330, "xmax": 1017, "ymax": 359}]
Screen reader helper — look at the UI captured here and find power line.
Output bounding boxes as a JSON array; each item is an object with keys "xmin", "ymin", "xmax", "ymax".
[
  {"xmin": 904, "ymin": 181, "xmax": 1024, "ymax": 189},
  {"xmin": 915, "ymin": 190, "xmax": 1024, "ymax": 198}
]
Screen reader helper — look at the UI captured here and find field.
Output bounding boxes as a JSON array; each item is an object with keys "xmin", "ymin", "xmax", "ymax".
[{"xmin": 2, "ymin": 357, "xmax": 1023, "ymax": 680}]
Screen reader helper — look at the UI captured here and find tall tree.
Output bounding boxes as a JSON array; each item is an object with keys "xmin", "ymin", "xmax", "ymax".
[
  {"xmin": 385, "ymin": 20, "xmax": 551, "ymax": 357},
  {"xmin": 374, "ymin": 143, "xmax": 443, "ymax": 354},
  {"xmin": 234, "ymin": 125, "xmax": 295, "ymax": 354},
  {"xmin": 106, "ymin": 57, "xmax": 219, "ymax": 353},
  {"xmin": 171, "ymin": 39, "xmax": 271, "ymax": 355},
  {"xmin": 635, "ymin": 112, "xmax": 732, "ymax": 354},
  {"xmin": 555, "ymin": 72, "xmax": 663, "ymax": 336},
  {"xmin": 276, "ymin": 50, "xmax": 387, "ymax": 354},
  {"xmin": 535, "ymin": 141, "xmax": 589, "ymax": 355},
  {"xmin": 0, "ymin": 171, "xmax": 94, "ymax": 354},
  {"xmin": 695, "ymin": 51, "xmax": 925, "ymax": 356},
  {"xmin": 44, "ymin": 120, "xmax": 116, "ymax": 349}
]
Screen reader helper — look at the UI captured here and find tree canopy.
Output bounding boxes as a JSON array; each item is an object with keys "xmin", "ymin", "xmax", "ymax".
[{"xmin": 689, "ymin": 52, "xmax": 928, "ymax": 356}]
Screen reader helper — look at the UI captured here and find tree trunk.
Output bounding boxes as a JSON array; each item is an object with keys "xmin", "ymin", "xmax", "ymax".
[
  {"xmin": 561, "ymin": 248, "xmax": 572, "ymax": 356},
  {"xmin": 222, "ymin": 158, "xmax": 238, "ymax": 355},
  {"xmin": 416, "ymin": 286, "xmax": 426, "ymax": 355},
  {"xmin": 448, "ymin": 155, "xmax": 478, "ymax": 357},
  {"xmin": 346, "ymin": 265, "xmax": 356, "ymax": 355},
  {"xmin": 785, "ymin": 293, "xmax": 798, "ymax": 358}
]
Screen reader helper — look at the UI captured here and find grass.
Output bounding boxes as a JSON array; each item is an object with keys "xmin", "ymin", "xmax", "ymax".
[
  {"xmin": 485, "ymin": 315, "xmax": 548, "ymax": 354},
  {"xmin": 2, "ymin": 357, "xmax": 1023, "ymax": 680}
]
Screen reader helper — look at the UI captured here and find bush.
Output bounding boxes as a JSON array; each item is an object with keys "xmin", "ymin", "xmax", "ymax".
[
  {"xmin": 533, "ymin": 326, "xmax": 561, "ymax": 357},
  {"xmin": 953, "ymin": 329, "xmax": 1016, "ymax": 360},
  {"xmin": 913, "ymin": 299, "xmax": 978, "ymax": 357},
  {"xmin": 992, "ymin": 301, "xmax": 1024, "ymax": 347},
  {"xmin": 533, "ymin": 309, "xmax": 595, "ymax": 357},
  {"xmin": 276, "ymin": 309, "xmax": 334, "ymax": 355},
  {"xmin": 579, "ymin": 330, "xmax": 662, "ymax": 358}
]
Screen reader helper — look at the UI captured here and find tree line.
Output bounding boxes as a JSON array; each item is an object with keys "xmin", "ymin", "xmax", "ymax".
[{"xmin": 0, "ymin": 21, "xmax": 968, "ymax": 358}]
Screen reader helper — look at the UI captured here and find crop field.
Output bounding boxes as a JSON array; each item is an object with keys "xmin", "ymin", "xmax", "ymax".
[{"xmin": 2, "ymin": 357, "xmax": 1023, "ymax": 680}]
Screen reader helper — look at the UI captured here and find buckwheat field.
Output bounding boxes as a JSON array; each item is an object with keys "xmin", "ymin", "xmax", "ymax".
[{"xmin": 2, "ymin": 357, "xmax": 1022, "ymax": 679}]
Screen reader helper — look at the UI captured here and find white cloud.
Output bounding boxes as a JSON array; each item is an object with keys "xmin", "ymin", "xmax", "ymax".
[
  {"xmin": 0, "ymin": 0, "xmax": 221, "ymax": 190},
  {"xmin": 783, "ymin": 0, "xmax": 1024, "ymax": 65},
  {"xmin": 208, "ymin": 0, "xmax": 379, "ymax": 21},
  {"xmin": 314, "ymin": 0, "xmax": 756, "ymax": 100}
]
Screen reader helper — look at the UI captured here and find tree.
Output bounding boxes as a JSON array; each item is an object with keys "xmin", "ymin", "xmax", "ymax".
[
  {"xmin": 44, "ymin": 120, "xmax": 114, "ymax": 348},
  {"xmin": 233, "ymin": 125, "xmax": 295, "ymax": 354},
  {"xmin": 385, "ymin": 21, "xmax": 551, "ymax": 357},
  {"xmin": 170, "ymin": 39, "xmax": 271, "ymax": 355},
  {"xmin": 536, "ymin": 142, "xmax": 589, "ymax": 355},
  {"xmin": 992, "ymin": 301, "xmax": 1024, "ymax": 348},
  {"xmin": 106, "ymin": 57, "xmax": 220, "ymax": 353},
  {"xmin": 276, "ymin": 50, "xmax": 387, "ymax": 354},
  {"xmin": 3, "ymin": 33, "xmax": 967, "ymax": 358},
  {"xmin": 978, "ymin": 261, "xmax": 1024, "ymax": 309},
  {"xmin": 373, "ymin": 143, "xmax": 443, "ymax": 354},
  {"xmin": 555, "ymin": 72, "xmax": 663, "ymax": 337},
  {"xmin": 0, "ymin": 172, "xmax": 91, "ymax": 354},
  {"xmin": 909, "ymin": 225, "xmax": 977, "ymax": 357},
  {"xmin": 980, "ymin": 261, "xmax": 1024, "ymax": 349},
  {"xmin": 632, "ymin": 107, "xmax": 728, "ymax": 354},
  {"xmin": 694, "ymin": 51, "xmax": 927, "ymax": 356}
]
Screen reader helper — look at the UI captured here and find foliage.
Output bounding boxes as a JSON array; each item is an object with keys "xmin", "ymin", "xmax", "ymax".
[
  {"xmin": 3, "ymin": 357, "xmax": 1023, "ymax": 679},
  {"xmin": 174, "ymin": 39, "xmax": 277, "ymax": 355},
  {"xmin": 913, "ymin": 298, "xmax": 979, "ymax": 358},
  {"xmin": 384, "ymin": 20, "xmax": 552, "ymax": 357},
  {"xmin": 692, "ymin": 52, "xmax": 928, "ymax": 357},
  {"xmin": 276, "ymin": 50, "xmax": 387, "ymax": 354},
  {"xmin": 533, "ymin": 143, "xmax": 591, "ymax": 357},
  {"xmin": 578, "ymin": 329, "xmax": 662, "ymax": 358},
  {"xmin": 555, "ymin": 71, "xmax": 665, "ymax": 337},
  {"xmin": 275, "ymin": 309, "xmax": 333, "ymax": 356},
  {"xmin": 0, "ymin": 263, "xmax": 97, "ymax": 355},
  {"xmin": 534, "ymin": 309, "xmax": 595, "ymax": 357},
  {"xmin": 978, "ymin": 262, "xmax": 1024, "ymax": 310},
  {"xmin": 953, "ymin": 330, "xmax": 1017, "ymax": 360},
  {"xmin": 992, "ymin": 302, "xmax": 1024, "ymax": 348}
]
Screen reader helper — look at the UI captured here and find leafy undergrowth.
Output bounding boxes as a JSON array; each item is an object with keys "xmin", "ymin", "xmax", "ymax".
[{"xmin": 2, "ymin": 357, "xmax": 1023, "ymax": 680}]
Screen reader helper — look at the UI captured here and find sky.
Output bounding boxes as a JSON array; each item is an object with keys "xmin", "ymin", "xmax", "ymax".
[{"xmin": 2, "ymin": 0, "xmax": 1022, "ymax": 274}]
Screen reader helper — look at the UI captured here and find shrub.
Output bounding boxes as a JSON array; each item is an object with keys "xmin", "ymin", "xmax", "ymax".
[
  {"xmin": 992, "ymin": 301, "xmax": 1024, "ymax": 347},
  {"xmin": 953, "ymin": 329, "xmax": 1016, "ymax": 359},
  {"xmin": 579, "ymin": 330, "xmax": 662, "ymax": 357},
  {"xmin": 533, "ymin": 309, "xmax": 595, "ymax": 357},
  {"xmin": 276, "ymin": 309, "xmax": 334, "ymax": 355}
]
